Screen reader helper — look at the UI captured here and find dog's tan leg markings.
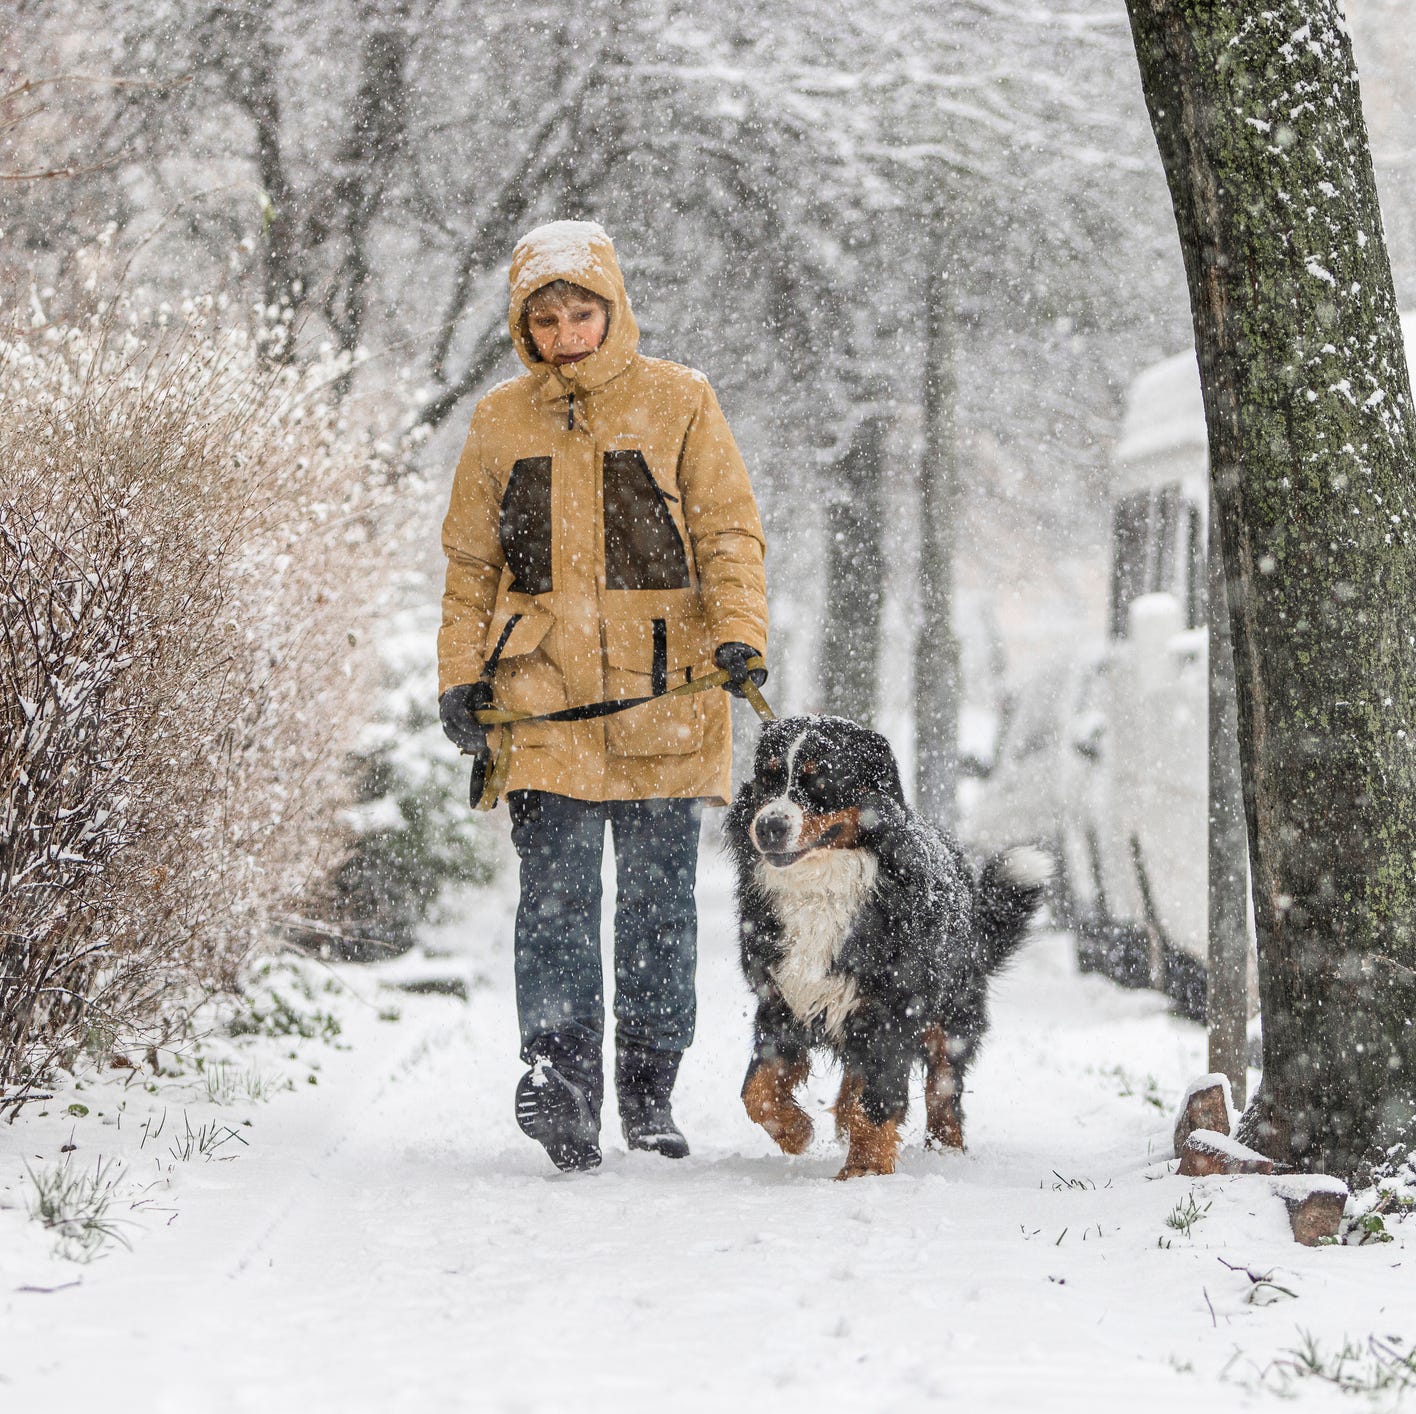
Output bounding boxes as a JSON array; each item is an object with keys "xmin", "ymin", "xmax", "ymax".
[
  {"xmin": 831, "ymin": 1071, "xmax": 864, "ymax": 1142},
  {"xmin": 922, "ymin": 1023, "xmax": 965, "ymax": 1151},
  {"xmin": 742, "ymin": 1057, "xmax": 814, "ymax": 1154},
  {"xmin": 833, "ymin": 1070, "xmax": 901, "ymax": 1180}
]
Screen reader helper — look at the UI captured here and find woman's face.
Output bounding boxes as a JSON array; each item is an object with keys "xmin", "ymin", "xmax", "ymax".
[{"xmin": 527, "ymin": 294, "xmax": 609, "ymax": 365}]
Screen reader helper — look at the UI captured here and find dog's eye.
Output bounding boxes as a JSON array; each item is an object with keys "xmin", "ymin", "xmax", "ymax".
[{"xmin": 759, "ymin": 757, "xmax": 786, "ymax": 789}]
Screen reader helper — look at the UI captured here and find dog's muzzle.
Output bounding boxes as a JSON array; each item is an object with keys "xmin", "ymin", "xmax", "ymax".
[
  {"xmin": 751, "ymin": 800, "xmax": 802, "ymax": 858},
  {"xmin": 752, "ymin": 799, "xmax": 847, "ymax": 867}
]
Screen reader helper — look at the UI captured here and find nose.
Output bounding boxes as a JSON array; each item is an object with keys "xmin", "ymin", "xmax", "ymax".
[{"xmin": 753, "ymin": 811, "xmax": 793, "ymax": 852}]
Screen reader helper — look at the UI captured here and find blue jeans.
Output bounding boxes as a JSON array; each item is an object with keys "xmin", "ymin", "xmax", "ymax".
[{"xmin": 507, "ymin": 791, "xmax": 703, "ymax": 1062}]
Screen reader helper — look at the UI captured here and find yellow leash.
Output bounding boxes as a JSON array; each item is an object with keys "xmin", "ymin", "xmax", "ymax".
[{"xmin": 468, "ymin": 655, "xmax": 774, "ymax": 811}]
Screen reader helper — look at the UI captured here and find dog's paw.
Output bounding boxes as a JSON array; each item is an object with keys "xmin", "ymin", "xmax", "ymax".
[
  {"xmin": 763, "ymin": 1108, "xmax": 814, "ymax": 1155},
  {"xmin": 833, "ymin": 1157, "xmax": 896, "ymax": 1181},
  {"xmin": 835, "ymin": 1112, "xmax": 901, "ymax": 1178},
  {"xmin": 743, "ymin": 1058, "xmax": 814, "ymax": 1153},
  {"xmin": 923, "ymin": 1129, "xmax": 966, "ymax": 1153},
  {"xmin": 743, "ymin": 1094, "xmax": 814, "ymax": 1153}
]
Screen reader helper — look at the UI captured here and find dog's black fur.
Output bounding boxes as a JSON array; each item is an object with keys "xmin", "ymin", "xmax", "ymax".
[{"xmin": 725, "ymin": 714, "xmax": 1046, "ymax": 1175}]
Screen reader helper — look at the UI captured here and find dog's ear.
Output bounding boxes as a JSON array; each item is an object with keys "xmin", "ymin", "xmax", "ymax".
[
  {"xmin": 860, "ymin": 730, "xmax": 906, "ymax": 805},
  {"xmin": 857, "ymin": 788, "xmax": 904, "ymax": 833},
  {"xmin": 752, "ymin": 717, "xmax": 801, "ymax": 783},
  {"xmin": 752, "ymin": 719, "xmax": 786, "ymax": 771}
]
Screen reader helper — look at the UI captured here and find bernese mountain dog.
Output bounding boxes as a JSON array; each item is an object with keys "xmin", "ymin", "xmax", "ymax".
[{"xmin": 724, "ymin": 714, "xmax": 1049, "ymax": 1180}]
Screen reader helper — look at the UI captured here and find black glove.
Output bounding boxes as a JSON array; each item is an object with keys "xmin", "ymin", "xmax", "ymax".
[
  {"xmin": 439, "ymin": 682, "xmax": 491, "ymax": 755},
  {"xmin": 714, "ymin": 642, "xmax": 767, "ymax": 699}
]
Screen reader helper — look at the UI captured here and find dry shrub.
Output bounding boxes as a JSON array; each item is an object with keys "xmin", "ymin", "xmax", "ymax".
[{"xmin": 0, "ymin": 297, "xmax": 399, "ymax": 1090}]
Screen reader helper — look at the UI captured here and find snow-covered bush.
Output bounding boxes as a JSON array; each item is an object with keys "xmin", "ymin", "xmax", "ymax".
[
  {"xmin": 0, "ymin": 295, "xmax": 402, "ymax": 1088},
  {"xmin": 326, "ymin": 599, "xmax": 497, "ymax": 959}
]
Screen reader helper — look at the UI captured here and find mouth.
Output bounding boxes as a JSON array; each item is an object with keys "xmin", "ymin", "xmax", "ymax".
[
  {"xmin": 755, "ymin": 823, "xmax": 845, "ymax": 868},
  {"xmin": 759, "ymin": 846, "xmax": 813, "ymax": 868},
  {"xmin": 553, "ymin": 351, "xmax": 590, "ymax": 364}
]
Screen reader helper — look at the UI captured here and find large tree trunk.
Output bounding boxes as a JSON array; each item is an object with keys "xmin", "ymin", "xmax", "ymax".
[
  {"xmin": 1126, "ymin": 0, "xmax": 1416, "ymax": 1178},
  {"xmin": 915, "ymin": 249, "xmax": 963, "ymax": 830},
  {"xmin": 818, "ymin": 415, "xmax": 888, "ymax": 724}
]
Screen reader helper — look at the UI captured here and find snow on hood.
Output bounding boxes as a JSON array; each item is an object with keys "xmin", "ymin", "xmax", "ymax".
[{"xmin": 507, "ymin": 220, "xmax": 640, "ymax": 393}]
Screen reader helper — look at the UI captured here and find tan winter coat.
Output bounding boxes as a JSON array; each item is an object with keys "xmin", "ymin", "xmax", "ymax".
[{"xmin": 438, "ymin": 222, "xmax": 768, "ymax": 805}]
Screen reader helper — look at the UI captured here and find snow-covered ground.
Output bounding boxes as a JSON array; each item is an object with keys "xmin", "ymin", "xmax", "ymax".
[{"xmin": 2, "ymin": 834, "xmax": 1413, "ymax": 1413}]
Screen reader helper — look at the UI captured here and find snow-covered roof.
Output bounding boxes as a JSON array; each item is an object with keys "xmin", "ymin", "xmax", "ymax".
[
  {"xmin": 1113, "ymin": 312, "xmax": 1416, "ymax": 498},
  {"xmin": 1115, "ymin": 350, "xmax": 1206, "ymax": 472}
]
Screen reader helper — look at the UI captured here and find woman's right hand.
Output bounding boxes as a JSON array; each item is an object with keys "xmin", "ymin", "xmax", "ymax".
[{"xmin": 439, "ymin": 683, "xmax": 491, "ymax": 755}]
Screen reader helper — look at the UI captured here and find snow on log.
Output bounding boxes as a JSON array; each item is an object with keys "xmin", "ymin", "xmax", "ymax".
[
  {"xmin": 1271, "ymin": 1176, "xmax": 1350, "ymax": 1247},
  {"xmin": 1177, "ymin": 1128, "xmax": 1274, "ymax": 1177},
  {"xmin": 1173, "ymin": 1074, "xmax": 1236, "ymax": 1155}
]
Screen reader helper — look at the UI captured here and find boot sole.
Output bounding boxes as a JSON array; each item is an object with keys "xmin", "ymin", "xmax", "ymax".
[{"xmin": 516, "ymin": 1066, "xmax": 601, "ymax": 1173}]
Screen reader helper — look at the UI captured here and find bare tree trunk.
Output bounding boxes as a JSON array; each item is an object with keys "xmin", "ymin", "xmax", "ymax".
[
  {"xmin": 211, "ymin": 7, "xmax": 306, "ymax": 330},
  {"xmin": 1128, "ymin": 0, "xmax": 1416, "ymax": 1178},
  {"xmin": 818, "ymin": 415, "xmax": 888, "ymax": 725},
  {"xmin": 915, "ymin": 241, "xmax": 962, "ymax": 829},
  {"xmin": 1207, "ymin": 481, "xmax": 1249, "ymax": 1108},
  {"xmin": 210, "ymin": 3, "xmax": 412, "ymax": 374},
  {"xmin": 323, "ymin": 17, "xmax": 412, "ymax": 362}
]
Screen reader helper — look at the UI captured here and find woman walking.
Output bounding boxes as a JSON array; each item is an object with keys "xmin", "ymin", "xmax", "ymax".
[{"xmin": 438, "ymin": 221, "xmax": 768, "ymax": 1171}]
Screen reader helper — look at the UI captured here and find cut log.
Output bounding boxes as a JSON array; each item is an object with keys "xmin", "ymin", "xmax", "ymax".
[
  {"xmin": 1271, "ymin": 1176, "xmax": 1349, "ymax": 1246},
  {"xmin": 1173, "ymin": 1073, "xmax": 1236, "ymax": 1155},
  {"xmin": 1177, "ymin": 1128, "xmax": 1274, "ymax": 1177}
]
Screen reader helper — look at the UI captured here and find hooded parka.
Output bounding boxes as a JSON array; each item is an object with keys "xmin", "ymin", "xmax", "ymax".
[{"xmin": 438, "ymin": 222, "xmax": 768, "ymax": 805}]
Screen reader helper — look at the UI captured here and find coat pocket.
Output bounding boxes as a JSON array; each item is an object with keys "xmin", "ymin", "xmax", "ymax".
[
  {"xmin": 601, "ymin": 601, "xmax": 708, "ymax": 758},
  {"xmin": 484, "ymin": 605, "xmax": 555, "ymax": 664},
  {"xmin": 482, "ymin": 607, "xmax": 563, "ymax": 749}
]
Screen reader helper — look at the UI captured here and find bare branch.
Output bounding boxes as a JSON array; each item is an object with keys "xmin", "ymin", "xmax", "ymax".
[
  {"xmin": 0, "ymin": 73, "xmax": 193, "ymax": 106},
  {"xmin": 0, "ymin": 152, "xmax": 131, "ymax": 181}
]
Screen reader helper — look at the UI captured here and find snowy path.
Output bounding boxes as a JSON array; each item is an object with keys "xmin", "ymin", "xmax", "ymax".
[{"xmin": 3, "ymin": 841, "xmax": 1412, "ymax": 1413}]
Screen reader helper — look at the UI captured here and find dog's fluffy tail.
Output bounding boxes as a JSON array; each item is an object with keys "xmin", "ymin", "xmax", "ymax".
[{"xmin": 974, "ymin": 845, "xmax": 1052, "ymax": 972}]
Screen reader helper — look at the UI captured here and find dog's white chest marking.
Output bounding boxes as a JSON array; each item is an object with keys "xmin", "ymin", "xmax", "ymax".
[{"xmin": 758, "ymin": 849, "xmax": 878, "ymax": 1040}]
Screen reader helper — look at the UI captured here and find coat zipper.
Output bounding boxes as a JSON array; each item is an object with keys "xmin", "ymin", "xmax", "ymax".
[{"xmin": 567, "ymin": 392, "xmax": 575, "ymax": 431}]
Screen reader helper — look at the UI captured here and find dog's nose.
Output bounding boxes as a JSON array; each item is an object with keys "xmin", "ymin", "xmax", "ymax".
[{"xmin": 753, "ymin": 812, "xmax": 793, "ymax": 851}]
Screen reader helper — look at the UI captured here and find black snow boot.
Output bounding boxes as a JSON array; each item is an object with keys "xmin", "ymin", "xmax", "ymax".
[
  {"xmin": 515, "ymin": 1034, "xmax": 603, "ymax": 1173},
  {"xmin": 616, "ymin": 1044, "xmax": 690, "ymax": 1159}
]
